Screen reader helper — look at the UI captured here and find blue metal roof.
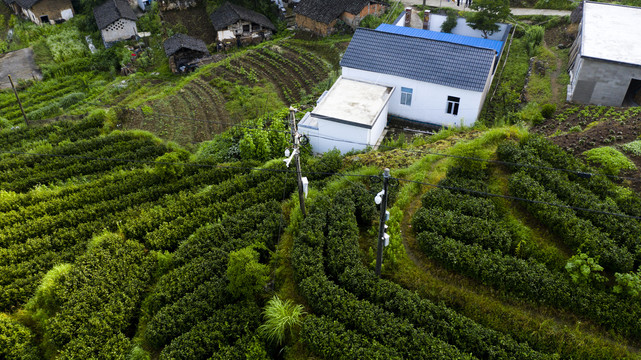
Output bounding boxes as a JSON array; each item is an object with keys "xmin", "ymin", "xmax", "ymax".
[
  {"xmin": 376, "ymin": 23, "xmax": 504, "ymax": 57},
  {"xmin": 340, "ymin": 28, "xmax": 496, "ymax": 92}
]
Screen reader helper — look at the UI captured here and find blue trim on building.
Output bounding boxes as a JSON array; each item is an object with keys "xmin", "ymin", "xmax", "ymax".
[{"xmin": 376, "ymin": 23, "xmax": 505, "ymax": 58}]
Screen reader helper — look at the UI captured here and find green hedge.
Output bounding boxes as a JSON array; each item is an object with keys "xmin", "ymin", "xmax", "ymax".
[
  {"xmin": 159, "ymin": 302, "xmax": 262, "ymax": 360},
  {"xmin": 0, "ymin": 315, "xmax": 40, "ymax": 360},
  {"xmin": 416, "ymin": 231, "xmax": 641, "ymax": 340},
  {"xmin": 300, "ymin": 315, "xmax": 402, "ymax": 359},
  {"xmin": 40, "ymin": 233, "xmax": 154, "ymax": 358},
  {"xmin": 508, "ymin": 171, "xmax": 634, "ymax": 272}
]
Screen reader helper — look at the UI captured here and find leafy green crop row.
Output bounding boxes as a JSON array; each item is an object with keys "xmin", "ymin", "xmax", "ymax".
[
  {"xmin": 292, "ymin": 184, "xmax": 550, "ymax": 359},
  {"xmin": 416, "ymin": 230, "xmax": 641, "ymax": 340}
]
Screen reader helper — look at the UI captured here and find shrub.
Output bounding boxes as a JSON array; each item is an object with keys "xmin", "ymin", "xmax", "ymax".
[
  {"xmin": 583, "ymin": 146, "xmax": 637, "ymax": 175},
  {"xmin": 45, "ymin": 28, "xmax": 88, "ymax": 63},
  {"xmin": 525, "ymin": 25, "xmax": 544, "ymax": 55},
  {"xmin": 441, "ymin": 10, "xmax": 458, "ymax": 33},
  {"xmin": 0, "ymin": 315, "xmax": 40, "ymax": 360},
  {"xmin": 26, "ymin": 263, "xmax": 72, "ymax": 322},
  {"xmin": 621, "ymin": 140, "xmax": 641, "ymax": 156},
  {"xmin": 565, "ymin": 253, "xmax": 606, "ymax": 285},
  {"xmin": 226, "ymin": 246, "xmax": 269, "ymax": 299},
  {"xmin": 359, "ymin": 14, "xmax": 383, "ymax": 29},
  {"xmin": 57, "ymin": 92, "xmax": 86, "ymax": 109},
  {"xmin": 517, "ymin": 102, "xmax": 544, "ymax": 124},
  {"xmin": 153, "ymin": 150, "xmax": 190, "ymax": 178},
  {"xmin": 40, "ymin": 233, "xmax": 153, "ymax": 357},
  {"xmin": 258, "ymin": 296, "xmax": 306, "ymax": 345},
  {"xmin": 301, "ymin": 315, "xmax": 401, "ymax": 359},
  {"xmin": 0, "ymin": 116, "xmax": 10, "ymax": 129},
  {"xmin": 540, "ymin": 103, "xmax": 556, "ymax": 118},
  {"xmin": 613, "ymin": 269, "xmax": 641, "ymax": 298},
  {"xmin": 26, "ymin": 103, "xmax": 62, "ymax": 121}
]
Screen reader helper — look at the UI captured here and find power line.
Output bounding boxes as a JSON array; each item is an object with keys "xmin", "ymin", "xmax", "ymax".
[
  {"xmin": 395, "ymin": 177, "xmax": 641, "ymax": 220},
  {"xmin": 387, "ymin": 147, "xmax": 641, "ymax": 183},
  {"xmin": 0, "ymin": 150, "xmax": 291, "ymax": 174},
  {"xmin": 146, "ymin": 112, "xmax": 291, "ymax": 134},
  {"xmin": 35, "ymin": 102, "xmax": 291, "ymax": 134},
  {"xmin": 0, "ymin": 150, "xmax": 374, "ymax": 179},
  {"xmin": 303, "ymin": 133, "xmax": 641, "ymax": 182},
  {"xmin": 2, "ymin": 149, "xmax": 639, "ymax": 220}
]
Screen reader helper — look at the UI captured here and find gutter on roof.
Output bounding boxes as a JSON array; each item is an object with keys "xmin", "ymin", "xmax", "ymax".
[
  {"xmin": 584, "ymin": 0, "xmax": 641, "ymax": 10},
  {"xmin": 312, "ymin": 113, "xmax": 374, "ymax": 129},
  {"xmin": 581, "ymin": 55, "xmax": 641, "ymax": 68},
  {"xmin": 579, "ymin": 3, "xmax": 585, "ymax": 58}
]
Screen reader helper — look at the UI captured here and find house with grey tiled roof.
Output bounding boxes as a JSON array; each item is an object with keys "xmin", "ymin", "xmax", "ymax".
[
  {"xmin": 340, "ymin": 27, "xmax": 497, "ymax": 127},
  {"xmin": 210, "ymin": 2, "xmax": 275, "ymax": 46},
  {"xmin": 294, "ymin": 0, "xmax": 385, "ymax": 36},
  {"xmin": 298, "ymin": 26, "xmax": 497, "ymax": 153},
  {"xmin": 164, "ymin": 33, "xmax": 210, "ymax": 73},
  {"xmin": 4, "ymin": 0, "xmax": 74, "ymax": 25},
  {"xmin": 94, "ymin": 0, "xmax": 138, "ymax": 48}
]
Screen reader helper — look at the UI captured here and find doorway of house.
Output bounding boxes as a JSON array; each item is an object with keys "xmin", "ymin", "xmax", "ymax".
[{"xmin": 623, "ymin": 78, "xmax": 641, "ymax": 106}]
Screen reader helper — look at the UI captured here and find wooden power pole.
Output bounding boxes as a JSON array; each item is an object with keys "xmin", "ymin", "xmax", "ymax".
[{"xmin": 8, "ymin": 75, "xmax": 29, "ymax": 126}]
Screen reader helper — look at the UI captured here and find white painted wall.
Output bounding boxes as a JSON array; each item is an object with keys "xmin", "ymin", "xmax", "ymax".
[
  {"xmin": 299, "ymin": 110, "xmax": 388, "ymax": 154},
  {"xmin": 24, "ymin": 9, "xmax": 39, "ymax": 24},
  {"xmin": 342, "ymin": 67, "xmax": 488, "ymax": 127},
  {"xmin": 369, "ymin": 101, "xmax": 388, "ymax": 144},
  {"xmin": 102, "ymin": 18, "xmax": 138, "ymax": 43}
]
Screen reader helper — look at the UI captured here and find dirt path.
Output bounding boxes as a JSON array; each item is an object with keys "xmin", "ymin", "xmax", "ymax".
[{"xmin": 544, "ymin": 41, "xmax": 565, "ymax": 104}]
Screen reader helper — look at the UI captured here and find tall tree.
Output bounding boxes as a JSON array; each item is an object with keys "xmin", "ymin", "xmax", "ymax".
[{"xmin": 466, "ymin": 0, "xmax": 511, "ymax": 38}]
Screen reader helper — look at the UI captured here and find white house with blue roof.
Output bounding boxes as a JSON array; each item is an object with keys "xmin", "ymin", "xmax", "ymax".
[
  {"xmin": 299, "ymin": 24, "xmax": 504, "ymax": 153},
  {"xmin": 339, "ymin": 26, "xmax": 499, "ymax": 127}
]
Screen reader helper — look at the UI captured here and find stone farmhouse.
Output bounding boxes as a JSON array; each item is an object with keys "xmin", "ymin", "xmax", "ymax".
[
  {"xmin": 3, "ymin": 0, "xmax": 74, "ymax": 25},
  {"xmin": 94, "ymin": 0, "xmax": 138, "ymax": 48},
  {"xmin": 163, "ymin": 33, "xmax": 210, "ymax": 73},
  {"xmin": 210, "ymin": 2, "xmax": 276, "ymax": 47},
  {"xmin": 294, "ymin": 0, "xmax": 386, "ymax": 36}
]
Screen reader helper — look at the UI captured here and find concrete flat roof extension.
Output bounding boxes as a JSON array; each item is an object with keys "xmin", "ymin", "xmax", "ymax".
[
  {"xmin": 312, "ymin": 77, "xmax": 393, "ymax": 128},
  {"xmin": 582, "ymin": 1, "xmax": 641, "ymax": 66}
]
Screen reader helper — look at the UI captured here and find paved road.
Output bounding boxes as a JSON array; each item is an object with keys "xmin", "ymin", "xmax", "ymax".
[
  {"xmin": 0, "ymin": 48, "xmax": 43, "ymax": 90},
  {"xmin": 400, "ymin": 0, "xmax": 571, "ymax": 16}
]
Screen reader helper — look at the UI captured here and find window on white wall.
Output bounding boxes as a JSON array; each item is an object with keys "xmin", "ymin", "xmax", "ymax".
[
  {"xmin": 446, "ymin": 96, "xmax": 460, "ymax": 115},
  {"xmin": 400, "ymin": 87, "xmax": 412, "ymax": 106}
]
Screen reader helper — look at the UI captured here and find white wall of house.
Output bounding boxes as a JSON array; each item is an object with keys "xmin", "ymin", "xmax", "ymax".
[
  {"xmin": 342, "ymin": 67, "xmax": 489, "ymax": 127},
  {"xmin": 101, "ymin": 18, "xmax": 138, "ymax": 43},
  {"xmin": 299, "ymin": 104, "xmax": 389, "ymax": 154},
  {"xmin": 23, "ymin": 8, "xmax": 39, "ymax": 24},
  {"xmin": 369, "ymin": 101, "xmax": 388, "ymax": 144}
]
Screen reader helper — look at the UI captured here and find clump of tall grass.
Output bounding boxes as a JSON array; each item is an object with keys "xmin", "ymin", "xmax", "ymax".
[{"xmin": 258, "ymin": 295, "xmax": 305, "ymax": 345}]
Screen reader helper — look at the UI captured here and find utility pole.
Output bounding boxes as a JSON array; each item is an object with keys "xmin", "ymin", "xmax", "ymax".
[
  {"xmin": 8, "ymin": 75, "xmax": 29, "ymax": 126},
  {"xmin": 288, "ymin": 106, "xmax": 307, "ymax": 217},
  {"xmin": 375, "ymin": 168, "xmax": 391, "ymax": 277}
]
